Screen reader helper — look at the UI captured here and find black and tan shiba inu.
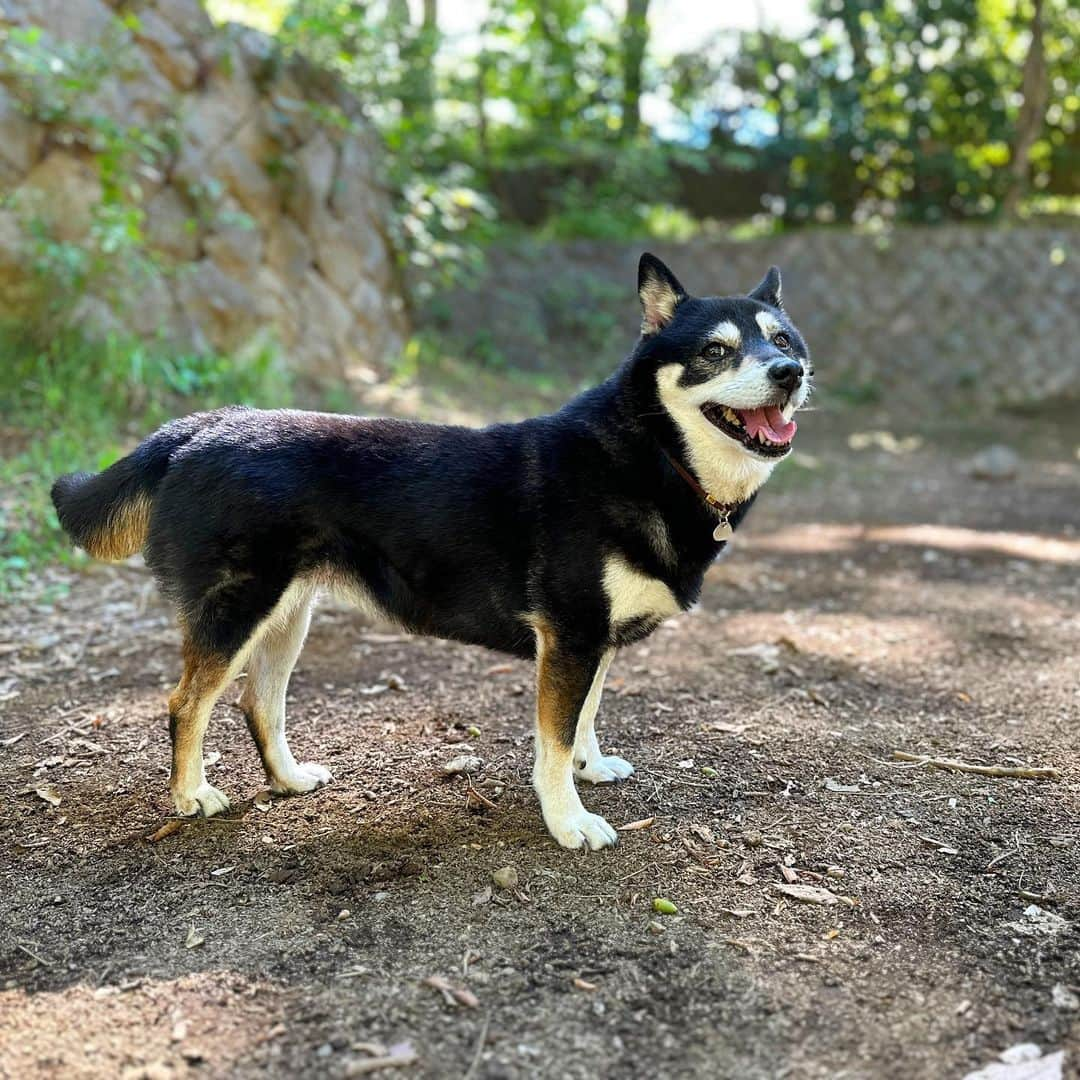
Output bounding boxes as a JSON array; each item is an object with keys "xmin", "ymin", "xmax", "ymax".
[{"xmin": 51, "ymin": 254, "xmax": 812, "ymax": 850}]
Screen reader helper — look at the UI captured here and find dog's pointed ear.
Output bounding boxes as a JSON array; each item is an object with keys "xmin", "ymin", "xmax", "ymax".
[
  {"xmin": 638, "ymin": 253, "xmax": 687, "ymax": 335},
  {"xmin": 749, "ymin": 266, "xmax": 783, "ymax": 309}
]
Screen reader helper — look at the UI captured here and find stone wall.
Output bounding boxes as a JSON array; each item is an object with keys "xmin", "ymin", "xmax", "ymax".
[
  {"xmin": 669, "ymin": 226, "xmax": 1078, "ymax": 411},
  {"xmin": 432, "ymin": 226, "xmax": 1078, "ymax": 412},
  {"xmin": 0, "ymin": 0, "xmax": 407, "ymax": 382}
]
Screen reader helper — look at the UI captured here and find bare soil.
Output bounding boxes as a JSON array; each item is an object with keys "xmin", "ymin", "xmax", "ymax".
[{"xmin": 2, "ymin": 411, "xmax": 1079, "ymax": 1079}]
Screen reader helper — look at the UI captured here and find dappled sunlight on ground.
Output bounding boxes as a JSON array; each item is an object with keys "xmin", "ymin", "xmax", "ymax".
[
  {"xmin": 715, "ymin": 610, "xmax": 955, "ymax": 669},
  {"xmin": 752, "ymin": 522, "xmax": 1080, "ymax": 564}
]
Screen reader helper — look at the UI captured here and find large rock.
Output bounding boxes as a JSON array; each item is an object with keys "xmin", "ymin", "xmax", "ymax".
[
  {"xmin": 19, "ymin": 152, "xmax": 102, "ymax": 241},
  {"xmin": 175, "ymin": 257, "xmax": 260, "ymax": 351},
  {"xmin": 209, "ymin": 117, "xmax": 280, "ymax": 231},
  {"xmin": 296, "ymin": 266, "xmax": 358, "ymax": 378},
  {"xmin": 203, "ymin": 207, "xmax": 265, "ymax": 279},
  {"xmin": 144, "ymin": 187, "xmax": 200, "ymax": 261},
  {"xmin": 286, "ymin": 130, "xmax": 337, "ymax": 231},
  {"xmin": 132, "ymin": 7, "xmax": 200, "ymax": 90},
  {"xmin": 8, "ymin": 0, "xmax": 114, "ymax": 40},
  {"xmin": 0, "ymin": 0, "xmax": 409, "ymax": 383},
  {"xmin": 266, "ymin": 214, "xmax": 313, "ymax": 279},
  {"xmin": 0, "ymin": 88, "xmax": 42, "ymax": 175},
  {"xmin": 151, "ymin": 0, "xmax": 214, "ymax": 39},
  {"xmin": 332, "ymin": 132, "xmax": 384, "ymax": 224}
]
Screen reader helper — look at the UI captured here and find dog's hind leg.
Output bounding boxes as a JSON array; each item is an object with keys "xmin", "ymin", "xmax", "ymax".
[
  {"xmin": 168, "ymin": 639, "xmax": 245, "ymax": 817},
  {"xmin": 571, "ymin": 649, "xmax": 634, "ymax": 785},
  {"xmin": 167, "ymin": 573, "xmax": 298, "ymax": 817},
  {"xmin": 532, "ymin": 623, "xmax": 618, "ymax": 851},
  {"xmin": 238, "ymin": 587, "xmax": 331, "ymax": 796}
]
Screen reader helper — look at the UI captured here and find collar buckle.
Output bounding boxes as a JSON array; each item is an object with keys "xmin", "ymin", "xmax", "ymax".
[{"xmin": 661, "ymin": 450, "xmax": 739, "ymax": 543}]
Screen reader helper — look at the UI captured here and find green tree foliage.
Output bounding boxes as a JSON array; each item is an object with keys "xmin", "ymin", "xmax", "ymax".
[
  {"xmin": 270, "ymin": 0, "xmax": 1075, "ymax": 248},
  {"xmin": 218, "ymin": 0, "xmax": 1078, "ymax": 272},
  {"xmin": 675, "ymin": 0, "xmax": 1078, "ymax": 225},
  {"xmin": 275, "ymin": 0, "xmax": 679, "ymax": 278}
]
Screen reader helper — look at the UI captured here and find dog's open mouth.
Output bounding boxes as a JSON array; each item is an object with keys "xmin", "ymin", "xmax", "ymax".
[{"xmin": 701, "ymin": 403, "xmax": 796, "ymax": 458}]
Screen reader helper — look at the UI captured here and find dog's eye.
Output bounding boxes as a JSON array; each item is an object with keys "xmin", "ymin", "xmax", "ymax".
[
  {"xmin": 773, "ymin": 332, "xmax": 791, "ymax": 350},
  {"xmin": 701, "ymin": 343, "xmax": 728, "ymax": 360}
]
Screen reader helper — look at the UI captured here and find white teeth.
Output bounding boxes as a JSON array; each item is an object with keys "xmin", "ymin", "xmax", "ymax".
[{"xmin": 722, "ymin": 407, "xmax": 741, "ymax": 426}]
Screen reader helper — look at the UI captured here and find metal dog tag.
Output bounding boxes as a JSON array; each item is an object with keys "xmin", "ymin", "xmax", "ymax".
[{"xmin": 713, "ymin": 518, "xmax": 733, "ymax": 542}]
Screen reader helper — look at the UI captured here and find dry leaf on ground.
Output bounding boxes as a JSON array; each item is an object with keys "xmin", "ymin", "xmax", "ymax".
[
  {"xmin": 423, "ymin": 975, "xmax": 478, "ymax": 1008},
  {"xmin": 441, "ymin": 754, "xmax": 482, "ymax": 776},
  {"xmin": 148, "ymin": 820, "xmax": 184, "ymax": 843},
  {"xmin": 344, "ymin": 1042, "xmax": 418, "ymax": 1076},
  {"xmin": 616, "ymin": 817, "xmax": 655, "ymax": 831},
  {"xmin": 773, "ymin": 883, "xmax": 841, "ymax": 905}
]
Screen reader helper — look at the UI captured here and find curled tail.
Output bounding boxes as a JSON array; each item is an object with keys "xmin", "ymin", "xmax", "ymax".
[
  {"xmin": 51, "ymin": 409, "xmax": 236, "ymax": 562},
  {"xmin": 51, "ymin": 466, "xmax": 154, "ymax": 561}
]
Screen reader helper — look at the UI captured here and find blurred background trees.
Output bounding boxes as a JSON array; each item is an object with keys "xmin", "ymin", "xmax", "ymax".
[{"xmin": 258, "ymin": 0, "xmax": 1076, "ymax": 266}]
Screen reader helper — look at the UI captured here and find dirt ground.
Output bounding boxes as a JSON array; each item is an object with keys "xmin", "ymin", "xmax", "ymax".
[{"xmin": 2, "ymin": 409, "xmax": 1079, "ymax": 1079}]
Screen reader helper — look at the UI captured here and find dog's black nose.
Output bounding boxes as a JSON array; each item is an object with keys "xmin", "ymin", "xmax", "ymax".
[{"xmin": 768, "ymin": 358, "xmax": 803, "ymax": 392}]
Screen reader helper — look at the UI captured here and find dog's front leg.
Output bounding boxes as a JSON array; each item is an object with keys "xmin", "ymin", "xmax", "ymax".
[
  {"xmin": 532, "ymin": 629, "xmax": 618, "ymax": 851},
  {"xmin": 572, "ymin": 648, "xmax": 635, "ymax": 784}
]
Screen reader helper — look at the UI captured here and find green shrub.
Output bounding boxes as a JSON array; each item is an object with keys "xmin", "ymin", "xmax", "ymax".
[{"xmin": 0, "ymin": 326, "xmax": 292, "ymax": 591}]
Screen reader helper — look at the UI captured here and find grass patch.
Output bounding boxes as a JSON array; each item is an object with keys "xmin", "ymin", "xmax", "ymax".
[{"xmin": 0, "ymin": 326, "xmax": 293, "ymax": 592}]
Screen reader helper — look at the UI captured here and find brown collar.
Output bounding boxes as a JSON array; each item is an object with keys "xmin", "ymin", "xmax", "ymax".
[{"xmin": 661, "ymin": 450, "xmax": 739, "ymax": 541}]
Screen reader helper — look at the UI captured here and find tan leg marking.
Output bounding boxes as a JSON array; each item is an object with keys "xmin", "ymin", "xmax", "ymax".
[
  {"xmin": 168, "ymin": 639, "xmax": 234, "ymax": 817},
  {"xmin": 532, "ymin": 621, "xmax": 618, "ymax": 851}
]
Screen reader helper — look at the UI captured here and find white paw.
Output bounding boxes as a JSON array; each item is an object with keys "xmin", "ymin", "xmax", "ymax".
[
  {"xmin": 270, "ymin": 762, "xmax": 333, "ymax": 796},
  {"xmin": 575, "ymin": 755, "xmax": 635, "ymax": 784},
  {"xmin": 546, "ymin": 809, "xmax": 618, "ymax": 851},
  {"xmin": 173, "ymin": 782, "xmax": 231, "ymax": 818}
]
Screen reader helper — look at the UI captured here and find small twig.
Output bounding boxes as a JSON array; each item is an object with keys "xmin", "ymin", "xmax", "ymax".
[
  {"xmin": 463, "ymin": 1014, "xmax": 491, "ymax": 1080},
  {"xmin": 344, "ymin": 1047, "xmax": 419, "ymax": 1075},
  {"xmin": 17, "ymin": 942, "xmax": 53, "ymax": 967},
  {"xmin": 615, "ymin": 863, "xmax": 656, "ymax": 885},
  {"xmin": 465, "ymin": 776, "xmax": 498, "ymax": 811},
  {"xmin": 825, "ymin": 787, "xmax": 906, "ymax": 797},
  {"xmin": 892, "ymin": 751, "xmax": 1059, "ymax": 780},
  {"xmin": 917, "ymin": 834, "xmax": 957, "ymax": 851},
  {"xmin": 724, "ymin": 937, "xmax": 774, "ymax": 955},
  {"xmin": 43, "ymin": 717, "xmax": 97, "ymax": 744}
]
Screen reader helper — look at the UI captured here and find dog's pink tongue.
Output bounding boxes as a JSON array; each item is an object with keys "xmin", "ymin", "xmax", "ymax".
[{"xmin": 739, "ymin": 405, "xmax": 797, "ymax": 444}]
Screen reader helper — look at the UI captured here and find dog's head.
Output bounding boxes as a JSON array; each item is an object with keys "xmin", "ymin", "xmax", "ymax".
[{"xmin": 634, "ymin": 252, "xmax": 813, "ymax": 498}]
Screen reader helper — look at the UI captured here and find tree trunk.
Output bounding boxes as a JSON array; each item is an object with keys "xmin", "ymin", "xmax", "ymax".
[
  {"xmin": 393, "ymin": 0, "xmax": 438, "ymax": 127},
  {"xmin": 475, "ymin": 47, "xmax": 490, "ymax": 175},
  {"xmin": 620, "ymin": 0, "xmax": 650, "ymax": 139},
  {"xmin": 415, "ymin": 0, "xmax": 438, "ymax": 119},
  {"xmin": 1002, "ymin": 0, "xmax": 1048, "ymax": 218}
]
